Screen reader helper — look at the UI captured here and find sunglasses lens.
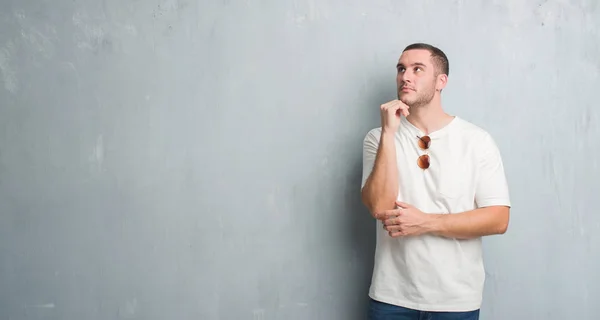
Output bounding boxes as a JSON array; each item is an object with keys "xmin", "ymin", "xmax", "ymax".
[
  {"xmin": 418, "ymin": 154, "xmax": 430, "ymax": 169},
  {"xmin": 418, "ymin": 136, "xmax": 431, "ymax": 149}
]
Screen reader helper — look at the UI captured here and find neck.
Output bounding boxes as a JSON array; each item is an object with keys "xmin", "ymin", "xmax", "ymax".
[{"xmin": 405, "ymin": 95, "xmax": 454, "ymax": 134}]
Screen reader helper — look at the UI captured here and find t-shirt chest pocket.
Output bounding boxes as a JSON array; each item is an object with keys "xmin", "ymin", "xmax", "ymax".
[{"xmin": 436, "ymin": 158, "xmax": 473, "ymax": 199}]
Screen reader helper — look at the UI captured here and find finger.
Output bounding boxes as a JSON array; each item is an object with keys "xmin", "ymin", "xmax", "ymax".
[
  {"xmin": 390, "ymin": 102, "xmax": 409, "ymax": 114},
  {"xmin": 395, "ymin": 108, "xmax": 407, "ymax": 117},
  {"xmin": 375, "ymin": 208, "xmax": 401, "ymax": 220},
  {"xmin": 382, "ymin": 100, "xmax": 400, "ymax": 110},
  {"xmin": 384, "ymin": 223, "xmax": 402, "ymax": 232},
  {"xmin": 396, "ymin": 108, "xmax": 409, "ymax": 117},
  {"xmin": 389, "ymin": 102, "xmax": 403, "ymax": 111},
  {"xmin": 389, "ymin": 230, "xmax": 404, "ymax": 237},
  {"xmin": 378, "ymin": 212, "xmax": 401, "ymax": 221},
  {"xmin": 396, "ymin": 201, "xmax": 410, "ymax": 209},
  {"xmin": 383, "ymin": 217, "xmax": 397, "ymax": 226},
  {"xmin": 384, "ymin": 215, "xmax": 404, "ymax": 227}
]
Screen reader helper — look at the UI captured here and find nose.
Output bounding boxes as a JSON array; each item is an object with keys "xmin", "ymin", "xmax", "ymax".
[
  {"xmin": 398, "ymin": 71, "xmax": 413, "ymax": 85},
  {"xmin": 402, "ymin": 71, "xmax": 414, "ymax": 83}
]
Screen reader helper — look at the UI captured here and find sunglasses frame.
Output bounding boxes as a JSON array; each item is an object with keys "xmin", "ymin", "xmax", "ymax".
[{"xmin": 417, "ymin": 135, "xmax": 431, "ymax": 169}]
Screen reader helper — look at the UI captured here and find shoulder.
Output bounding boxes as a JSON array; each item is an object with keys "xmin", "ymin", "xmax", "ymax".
[
  {"xmin": 365, "ymin": 127, "xmax": 382, "ymax": 137},
  {"xmin": 363, "ymin": 127, "xmax": 382, "ymax": 143},
  {"xmin": 453, "ymin": 117, "xmax": 498, "ymax": 147},
  {"xmin": 453, "ymin": 118, "xmax": 504, "ymax": 165}
]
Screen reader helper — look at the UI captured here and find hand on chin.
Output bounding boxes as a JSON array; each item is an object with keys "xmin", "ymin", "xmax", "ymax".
[{"xmin": 398, "ymin": 96, "xmax": 412, "ymax": 108}]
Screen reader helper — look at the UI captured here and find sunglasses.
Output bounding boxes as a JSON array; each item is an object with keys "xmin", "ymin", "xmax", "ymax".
[{"xmin": 417, "ymin": 135, "xmax": 431, "ymax": 169}]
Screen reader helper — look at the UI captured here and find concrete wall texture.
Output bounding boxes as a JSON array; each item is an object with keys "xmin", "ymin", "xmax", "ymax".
[{"xmin": 1, "ymin": 0, "xmax": 599, "ymax": 319}]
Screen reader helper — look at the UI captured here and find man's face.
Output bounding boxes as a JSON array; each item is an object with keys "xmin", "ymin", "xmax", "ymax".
[{"xmin": 396, "ymin": 49, "xmax": 445, "ymax": 107}]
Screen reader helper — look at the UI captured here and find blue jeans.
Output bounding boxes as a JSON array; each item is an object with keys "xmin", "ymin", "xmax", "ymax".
[{"xmin": 368, "ymin": 298, "xmax": 480, "ymax": 320}]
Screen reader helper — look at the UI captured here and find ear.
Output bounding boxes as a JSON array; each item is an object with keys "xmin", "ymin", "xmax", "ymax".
[{"xmin": 436, "ymin": 74, "xmax": 448, "ymax": 92}]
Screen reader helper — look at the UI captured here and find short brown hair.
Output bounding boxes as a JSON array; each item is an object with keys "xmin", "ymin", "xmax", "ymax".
[{"xmin": 403, "ymin": 43, "xmax": 449, "ymax": 76}]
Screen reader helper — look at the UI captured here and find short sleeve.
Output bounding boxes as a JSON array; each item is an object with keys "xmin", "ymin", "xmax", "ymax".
[
  {"xmin": 474, "ymin": 133, "xmax": 511, "ymax": 208},
  {"xmin": 361, "ymin": 128, "xmax": 380, "ymax": 190}
]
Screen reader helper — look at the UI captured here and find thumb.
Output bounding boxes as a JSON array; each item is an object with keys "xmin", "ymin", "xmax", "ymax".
[
  {"xmin": 396, "ymin": 201, "xmax": 410, "ymax": 209},
  {"xmin": 396, "ymin": 107, "xmax": 409, "ymax": 118}
]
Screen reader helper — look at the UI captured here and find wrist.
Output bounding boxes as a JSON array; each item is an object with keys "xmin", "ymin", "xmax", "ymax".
[
  {"xmin": 424, "ymin": 214, "xmax": 446, "ymax": 235},
  {"xmin": 380, "ymin": 128, "xmax": 397, "ymax": 138}
]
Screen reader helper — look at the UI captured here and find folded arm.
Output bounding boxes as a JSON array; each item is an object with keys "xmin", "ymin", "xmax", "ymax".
[
  {"xmin": 425, "ymin": 205, "xmax": 510, "ymax": 240},
  {"xmin": 380, "ymin": 131, "xmax": 511, "ymax": 240},
  {"xmin": 361, "ymin": 129, "xmax": 399, "ymax": 216}
]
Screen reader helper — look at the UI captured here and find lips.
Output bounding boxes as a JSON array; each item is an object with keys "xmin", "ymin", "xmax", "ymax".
[{"xmin": 401, "ymin": 87, "xmax": 414, "ymax": 92}]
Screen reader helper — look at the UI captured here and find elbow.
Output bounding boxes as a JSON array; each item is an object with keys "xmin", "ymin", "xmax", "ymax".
[
  {"xmin": 496, "ymin": 207, "xmax": 510, "ymax": 234},
  {"xmin": 361, "ymin": 188, "xmax": 376, "ymax": 217},
  {"xmin": 361, "ymin": 185, "xmax": 397, "ymax": 218},
  {"xmin": 361, "ymin": 187, "xmax": 387, "ymax": 218},
  {"xmin": 497, "ymin": 222, "xmax": 508, "ymax": 234}
]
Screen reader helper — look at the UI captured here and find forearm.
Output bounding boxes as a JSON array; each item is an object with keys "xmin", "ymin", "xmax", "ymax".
[
  {"xmin": 361, "ymin": 130, "xmax": 399, "ymax": 215},
  {"xmin": 425, "ymin": 206, "xmax": 510, "ymax": 240}
]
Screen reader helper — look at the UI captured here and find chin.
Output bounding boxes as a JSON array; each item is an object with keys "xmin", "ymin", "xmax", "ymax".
[{"xmin": 398, "ymin": 95, "xmax": 413, "ymax": 106}]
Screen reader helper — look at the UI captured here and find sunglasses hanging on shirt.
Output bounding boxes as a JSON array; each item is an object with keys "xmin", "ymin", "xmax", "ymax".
[{"xmin": 417, "ymin": 135, "xmax": 431, "ymax": 169}]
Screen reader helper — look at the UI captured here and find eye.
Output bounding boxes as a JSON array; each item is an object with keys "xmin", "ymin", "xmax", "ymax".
[
  {"xmin": 397, "ymin": 66, "xmax": 405, "ymax": 73},
  {"xmin": 414, "ymin": 67, "xmax": 422, "ymax": 72}
]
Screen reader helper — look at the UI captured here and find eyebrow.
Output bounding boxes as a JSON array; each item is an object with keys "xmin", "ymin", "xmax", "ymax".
[{"xmin": 396, "ymin": 62, "xmax": 427, "ymax": 69}]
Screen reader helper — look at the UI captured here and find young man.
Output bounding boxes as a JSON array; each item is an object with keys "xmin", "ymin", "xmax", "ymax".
[{"xmin": 360, "ymin": 43, "xmax": 511, "ymax": 320}]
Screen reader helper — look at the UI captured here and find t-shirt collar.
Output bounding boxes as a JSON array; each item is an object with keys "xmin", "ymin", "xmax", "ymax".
[{"xmin": 400, "ymin": 115, "xmax": 458, "ymax": 138}]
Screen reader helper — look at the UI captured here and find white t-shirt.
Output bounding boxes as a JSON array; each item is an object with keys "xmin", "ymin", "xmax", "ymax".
[{"xmin": 361, "ymin": 116, "xmax": 511, "ymax": 312}]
